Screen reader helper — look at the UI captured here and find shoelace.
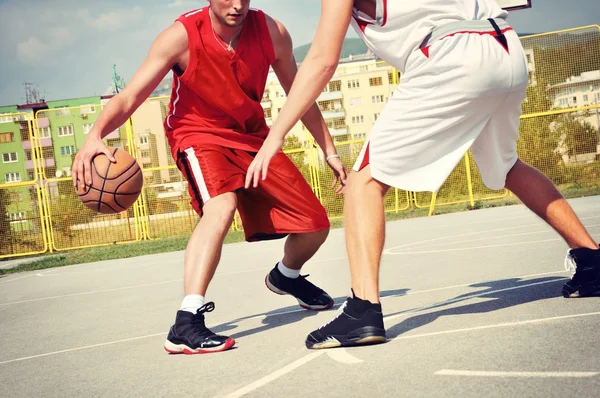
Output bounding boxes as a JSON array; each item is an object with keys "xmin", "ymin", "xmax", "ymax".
[
  {"xmin": 191, "ymin": 302, "xmax": 216, "ymax": 332},
  {"xmin": 318, "ymin": 300, "xmax": 348, "ymax": 330},
  {"xmin": 564, "ymin": 250, "xmax": 577, "ymax": 275}
]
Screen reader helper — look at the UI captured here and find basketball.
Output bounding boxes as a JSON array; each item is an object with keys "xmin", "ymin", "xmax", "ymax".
[{"xmin": 76, "ymin": 147, "xmax": 143, "ymax": 214}]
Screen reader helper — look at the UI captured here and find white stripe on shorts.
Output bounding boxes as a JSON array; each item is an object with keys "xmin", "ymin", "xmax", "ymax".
[{"xmin": 184, "ymin": 148, "xmax": 211, "ymax": 204}]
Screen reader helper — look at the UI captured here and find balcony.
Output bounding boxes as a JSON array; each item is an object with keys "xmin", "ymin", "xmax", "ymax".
[
  {"xmin": 25, "ymin": 158, "xmax": 55, "ymax": 169},
  {"xmin": 261, "ymin": 101, "xmax": 272, "ymax": 109},
  {"xmin": 318, "ymin": 91, "xmax": 343, "ymax": 101},
  {"xmin": 266, "ymin": 118, "xmax": 273, "ymax": 127},
  {"xmin": 22, "ymin": 137, "xmax": 52, "ymax": 149},
  {"xmin": 105, "ymin": 129, "xmax": 120, "ymax": 140},
  {"xmin": 329, "ymin": 127, "xmax": 348, "ymax": 136},
  {"xmin": 37, "ymin": 117, "xmax": 50, "ymax": 128},
  {"xmin": 321, "ymin": 110, "xmax": 346, "ymax": 119}
]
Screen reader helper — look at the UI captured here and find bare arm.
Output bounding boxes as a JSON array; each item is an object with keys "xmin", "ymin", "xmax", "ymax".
[
  {"xmin": 266, "ymin": 15, "xmax": 336, "ymax": 158},
  {"xmin": 73, "ymin": 22, "xmax": 188, "ymax": 188},
  {"xmin": 265, "ymin": 0, "xmax": 353, "ymax": 144}
]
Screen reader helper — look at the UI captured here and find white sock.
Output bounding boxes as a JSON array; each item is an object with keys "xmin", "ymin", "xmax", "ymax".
[
  {"xmin": 277, "ymin": 261, "xmax": 300, "ymax": 279},
  {"xmin": 180, "ymin": 294, "xmax": 205, "ymax": 314}
]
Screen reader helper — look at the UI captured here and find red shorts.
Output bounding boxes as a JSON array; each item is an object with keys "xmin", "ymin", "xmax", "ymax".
[{"xmin": 175, "ymin": 144, "xmax": 330, "ymax": 242}]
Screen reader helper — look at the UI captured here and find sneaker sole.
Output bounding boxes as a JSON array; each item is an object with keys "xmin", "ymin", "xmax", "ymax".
[
  {"xmin": 306, "ymin": 327, "xmax": 387, "ymax": 350},
  {"xmin": 164, "ymin": 337, "xmax": 235, "ymax": 355},
  {"xmin": 264, "ymin": 275, "xmax": 334, "ymax": 311}
]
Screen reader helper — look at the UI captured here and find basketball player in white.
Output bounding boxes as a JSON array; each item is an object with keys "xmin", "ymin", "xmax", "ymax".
[{"xmin": 246, "ymin": 0, "xmax": 600, "ymax": 349}]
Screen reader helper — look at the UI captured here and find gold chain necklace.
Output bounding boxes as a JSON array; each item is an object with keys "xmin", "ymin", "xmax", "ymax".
[{"xmin": 209, "ymin": 10, "xmax": 240, "ymax": 53}]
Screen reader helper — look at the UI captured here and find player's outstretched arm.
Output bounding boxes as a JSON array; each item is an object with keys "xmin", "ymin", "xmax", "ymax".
[
  {"xmin": 245, "ymin": 0, "xmax": 353, "ymax": 189},
  {"xmin": 72, "ymin": 22, "xmax": 187, "ymax": 189},
  {"xmin": 267, "ymin": 15, "xmax": 347, "ymax": 193}
]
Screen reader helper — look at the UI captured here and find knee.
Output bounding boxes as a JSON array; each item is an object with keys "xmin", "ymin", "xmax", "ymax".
[
  {"xmin": 347, "ymin": 168, "xmax": 389, "ymax": 196},
  {"xmin": 203, "ymin": 194, "xmax": 237, "ymax": 229}
]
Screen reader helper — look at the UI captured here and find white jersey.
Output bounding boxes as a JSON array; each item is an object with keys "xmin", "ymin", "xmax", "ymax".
[{"xmin": 350, "ymin": 0, "xmax": 508, "ymax": 73}]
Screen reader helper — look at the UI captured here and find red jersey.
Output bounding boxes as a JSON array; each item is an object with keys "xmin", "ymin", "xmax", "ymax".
[{"xmin": 164, "ymin": 7, "xmax": 275, "ymax": 155}]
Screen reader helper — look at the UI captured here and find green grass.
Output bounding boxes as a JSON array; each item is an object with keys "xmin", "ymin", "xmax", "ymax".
[{"xmin": 0, "ymin": 186, "xmax": 593, "ymax": 275}]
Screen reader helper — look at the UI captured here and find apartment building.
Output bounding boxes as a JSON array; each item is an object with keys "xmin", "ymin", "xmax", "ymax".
[
  {"xmin": 548, "ymin": 70, "xmax": 600, "ymax": 130},
  {"xmin": 261, "ymin": 54, "xmax": 399, "ymax": 146}
]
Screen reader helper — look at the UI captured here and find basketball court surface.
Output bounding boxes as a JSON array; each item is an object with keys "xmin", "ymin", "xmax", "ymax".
[{"xmin": 1, "ymin": 195, "xmax": 599, "ymax": 397}]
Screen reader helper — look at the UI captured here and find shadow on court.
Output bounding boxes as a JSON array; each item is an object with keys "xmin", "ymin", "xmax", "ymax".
[
  {"xmin": 385, "ymin": 276, "xmax": 568, "ymax": 339},
  {"xmin": 214, "ymin": 288, "xmax": 411, "ymax": 339}
]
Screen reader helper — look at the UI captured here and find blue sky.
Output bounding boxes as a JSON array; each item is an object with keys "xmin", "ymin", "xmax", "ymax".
[{"xmin": 0, "ymin": 0, "xmax": 599, "ymax": 105}]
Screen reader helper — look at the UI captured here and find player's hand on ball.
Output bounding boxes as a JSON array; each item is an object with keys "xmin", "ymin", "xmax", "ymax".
[
  {"xmin": 245, "ymin": 135, "xmax": 284, "ymax": 189},
  {"xmin": 72, "ymin": 136, "xmax": 116, "ymax": 189},
  {"xmin": 326, "ymin": 155, "xmax": 348, "ymax": 195}
]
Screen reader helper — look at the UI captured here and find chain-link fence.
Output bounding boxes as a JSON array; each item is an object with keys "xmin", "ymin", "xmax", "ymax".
[{"xmin": 1, "ymin": 25, "xmax": 599, "ymax": 258}]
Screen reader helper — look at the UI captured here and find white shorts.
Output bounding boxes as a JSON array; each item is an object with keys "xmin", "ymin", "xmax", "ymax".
[{"xmin": 354, "ymin": 19, "xmax": 529, "ymax": 192}]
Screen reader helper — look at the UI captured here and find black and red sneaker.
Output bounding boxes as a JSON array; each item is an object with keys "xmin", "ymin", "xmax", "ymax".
[
  {"xmin": 164, "ymin": 302, "xmax": 235, "ymax": 354},
  {"xmin": 265, "ymin": 264, "xmax": 334, "ymax": 310},
  {"xmin": 563, "ymin": 247, "xmax": 600, "ymax": 298}
]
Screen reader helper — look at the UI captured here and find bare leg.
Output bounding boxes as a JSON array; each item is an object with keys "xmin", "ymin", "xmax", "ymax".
[
  {"xmin": 184, "ymin": 192, "xmax": 238, "ymax": 296},
  {"xmin": 344, "ymin": 165, "xmax": 390, "ymax": 303},
  {"xmin": 282, "ymin": 229, "xmax": 329, "ymax": 270},
  {"xmin": 505, "ymin": 159, "xmax": 597, "ymax": 249}
]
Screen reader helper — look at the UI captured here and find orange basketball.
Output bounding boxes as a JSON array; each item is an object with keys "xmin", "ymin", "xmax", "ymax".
[{"xmin": 76, "ymin": 147, "xmax": 143, "ymax": 214}]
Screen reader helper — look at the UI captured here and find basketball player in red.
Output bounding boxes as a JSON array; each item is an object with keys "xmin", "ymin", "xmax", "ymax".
[
  {"xmin": 247, "ymin": 0, "xmax": 600, "ymax": 349},
  {"xmin": 71, "ymin": 0, "xmax": 348, "ymax": 354}
]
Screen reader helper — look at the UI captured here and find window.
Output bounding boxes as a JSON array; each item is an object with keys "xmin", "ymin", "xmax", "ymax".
[
  {"xmin": 351, "ymin": 115, "xmax": 364, "ymax": 124},
  {"xmin": 25, "ymin": 149, "xmax": 33, "ymax": 161},
  {"xmin": 8, "ymin": 212, "xmax": 26, "ymax": 221},
  {"xmin": 82, "ymin": 123, "xmax": 94, "ymax": 134},
  {"xmin": 329, "ymin": 80, "xmax": 342, "ymax": 92},
  {"xmin": 5, "ymin": 172, "xmax": 21, "ymax": 183},
  {"xmin": 0, "ymin": 114, "xmax": 14, "ymax": 123},
  {"xmin": 349, "ymin": 97, "xmax": 362, "ymax": 107},
  {"xmin": 55, "ymin": 107, "xmax": 71, "ymax": 117},
  {"xmin": 369, "ymin": 77, "xmax": 383, "ymax": 86},
  {"xmin": 141, "ymin": 150, "xmax": 151, "ymax": 158},
  {"xmin": 264, "ymin": 109, "xmax": 272, "ymax": 119},
  {"xmin": 0, "ymin": 132, "xmax": 14, "ymax": 143},
  {"xmin": 347, "ymin": 79, "xmax": 360, "ymax": 89},
  {"xmin": 372, "ymin": 95, "xmax": 384, "ymax": 104},
  {"xmin": 2, "ymin": 152, "xmax": 18, "ymax": 163},
  {"xmin": 572, "ymin": 96, "xmax": 577, "ymax": 104},
  {"xmin": 42, "ymin": 147, "xmax": 53, "ymax": 158},
  {"xmin": 58, "ymin": 125, "xmax": 74, "ymax": 136},
  {"xmin": 360, "ymin": 65, "xmax": 368, "ymax": 72},
  {"xmin": 374, "ymin": 113, "xmax": 380, "ymax": 121},
  {"xmin": 140, "ymin": 135, "xmax": 149, "ymax": 145},
  {"xmin": 584, "ymin": 95, "xmax": 589, "ymax": 102},
  {"xmin": 39, "ymin": 126, "xmax": 51, "ymax": 138},
  {"xmin": 388, "ymin": 72, "xmax": 394, "ymax": 84},
  {"xmin": 60, "ymin": 145, "xmax": 76, "ymax": 156},
  {"xmin": 80, "ymin": 104, "xmax": 96, "ymax": 114}
]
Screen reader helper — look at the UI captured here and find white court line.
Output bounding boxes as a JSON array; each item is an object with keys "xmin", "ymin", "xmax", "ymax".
[
  {"xmin": 394, "ymin": 224, "xmax": 600, "ymax": 252},
  {"xmin": 384, "ymin": 277, "xmax": 566, "ymax": 323},
  {"xmin": 0, "ymin": 279, "xmax": 183, "ymax": 306},
  {"xmin": 384, "ymin": 215, "xmax": 600, "ymax": 253},
  {"xmin": 386, "ymin": 238, "xmax": 563, "ymax": 255},
  {"xmin": 434, "ymin": 369, "xmax": 599, "ymax": 378},
  {"xmin": 0, "ymin": 270, "xmax": 569, "ymax": 365},
  {"xmin": 222, "ymin": 311, "xmax": 600, "ymax": 397},
  {"xmin": 393, "ymin": 311, "xmax": 600, "ymax": 343},
  {"xmin": 0, "ymin": 332, "xmax": 167, "ymax": 366},
  {"xmin": 222, "ymin": 352, "xmax": 324, "ymax": 398},
  {"xmin": 0, "ymin": 274, "xmax": 36, "ymax": 285}
]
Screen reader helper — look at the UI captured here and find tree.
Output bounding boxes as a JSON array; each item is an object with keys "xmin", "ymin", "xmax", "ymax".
[
  {"xmin": 555, "ymin": 115, "xmax": 599, "ymax": 157},
  {"xmin": 283, "ymin": 135, "xmax": 310, "ymax": 180},
  {"xmin": 517, "ymin": 78, "xmax": 566, "ymax": 184},
  {"xmin": 0, "ymin": 188, "xmax": 13, "ymax": 255},
  {"xmin": 49, "ymin": 181, "xmax": 95, "ymax": 236}
]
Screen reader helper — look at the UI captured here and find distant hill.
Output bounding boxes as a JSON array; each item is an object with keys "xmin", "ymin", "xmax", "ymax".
[{"xmin": 293, "ymin": 38, "xmax": 369, "ymax": 62}]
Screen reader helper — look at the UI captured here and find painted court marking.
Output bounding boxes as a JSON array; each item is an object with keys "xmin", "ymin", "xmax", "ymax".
[
  {"xmin": 434, "ymin": 370, "xmax": 599, "ymax": 378},
  {"xmin": 222, "ymin": 311, "xmax": 600, "ymax": 397},
  {"xmin": 0, "ymin": 269, "xmax": 567, "ymax": 364}
]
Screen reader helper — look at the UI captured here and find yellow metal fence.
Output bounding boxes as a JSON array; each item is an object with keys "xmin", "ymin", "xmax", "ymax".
[{"xmin": 1, "ymin": 25, "xmax": 599, "ymax": 259}]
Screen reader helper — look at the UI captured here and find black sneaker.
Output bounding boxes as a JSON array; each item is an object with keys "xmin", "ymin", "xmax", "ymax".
[
  {"xmin": 305, "ymin": 291, "xmax": 387, "ymax": 349},
  {"xmin": 164, "ymin": 302, "xmax": 235, "ymax": 354},
  {"xmin": 265, "ymin": 264, "xmax": 334, "ymax": 310},
  {"xmin": 563, "ymin": 247, "xmax": 600, "ymax": 298}
]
